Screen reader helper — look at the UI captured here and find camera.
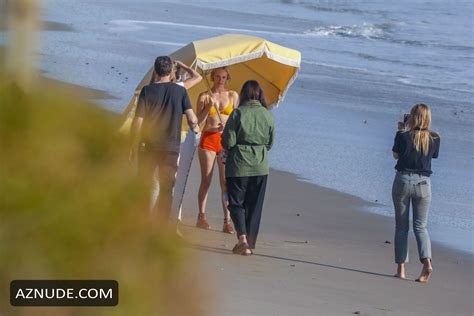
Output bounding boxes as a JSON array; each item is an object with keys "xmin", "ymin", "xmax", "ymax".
[
  {"xmin": 398, "ymin": 113, "xmax": 411, "ymax": 131},
  {"xmin": 403, "ymin": 113, "xmax": 411, "ymax": 124},
  {"xmin": 174, "ymin": 63, "xmax": 181, "ymax": 81}
]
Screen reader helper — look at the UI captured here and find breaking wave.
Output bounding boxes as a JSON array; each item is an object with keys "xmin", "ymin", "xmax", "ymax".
[{"xmin": 304, "ymin": 23, "xmax": 392, "ymax": 40}]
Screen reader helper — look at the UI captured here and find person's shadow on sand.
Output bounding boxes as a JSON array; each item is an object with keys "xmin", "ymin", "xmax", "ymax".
[{"xmin": 188, "ymin": 244, "xmax": 394, "ymax": 279}]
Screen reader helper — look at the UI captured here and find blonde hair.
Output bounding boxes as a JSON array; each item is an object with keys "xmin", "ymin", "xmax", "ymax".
[
  {"xmin": 210, "ymin": 67, "xmax": 231, "ymax": 82},
  {"xmin": 170, "ymin": 61, "xmax": 177, "ymax": 82},
  {"xmin": 407, "ymin": 103, "xmax": 434, "ymax": 156}
]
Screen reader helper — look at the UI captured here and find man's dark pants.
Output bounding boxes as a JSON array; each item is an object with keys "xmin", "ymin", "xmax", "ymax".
[{"xmin": 138, "ymin": 149, "xmax": 178, "ymax": 218}]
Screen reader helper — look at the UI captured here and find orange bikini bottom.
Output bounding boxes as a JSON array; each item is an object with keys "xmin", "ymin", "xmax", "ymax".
[{"xmin": 199, "ymin": 131, "xmax": 223, "ymax": 154}]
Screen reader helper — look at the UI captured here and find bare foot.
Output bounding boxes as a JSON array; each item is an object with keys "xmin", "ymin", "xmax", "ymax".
[
  {"xmin": 416, "ymin": 265, "xmax": 433, "ymax": 283},
  {"xmin": 242, "ymin": 249, "xmax": 252, "ymax": 256},
  {"xmin": 394, "ymin": 264, "xmax": 406, "ymax": 279}
]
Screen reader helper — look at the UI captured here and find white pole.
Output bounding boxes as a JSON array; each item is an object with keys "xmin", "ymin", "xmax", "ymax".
[{"xmin": 4, "ymin": 0, "xmax": 40, "ymax": 90}]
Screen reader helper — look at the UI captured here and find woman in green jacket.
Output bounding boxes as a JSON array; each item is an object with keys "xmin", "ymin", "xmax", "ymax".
[{"xmin": 221, "ymin": 80, "xmax": 275, "ymax": 256}]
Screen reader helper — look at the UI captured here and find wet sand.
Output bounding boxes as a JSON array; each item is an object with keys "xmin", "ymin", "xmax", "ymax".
[
  {"xmin": 2, "ymin": 74, "xmax": 470, "ymax": 314},
  {"xmin": 178, "ymin": 161, "xmax": 473, "ymax": 315},
  {"xmin": 9, "ymin": 1, "xmax": 471, "ymax": 312},
  {"xmin": 10, "ymin": 46, "xmax": 470, "ymax": 316},
  {"xmin": 1, "ymin": 43, "xmax": 114, "ymax": 101}
]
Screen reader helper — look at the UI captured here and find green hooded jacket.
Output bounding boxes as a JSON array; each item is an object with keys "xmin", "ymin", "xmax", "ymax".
[{"xmin": 221, "ymin": 100, "xmax": 275, "ymax": 177}]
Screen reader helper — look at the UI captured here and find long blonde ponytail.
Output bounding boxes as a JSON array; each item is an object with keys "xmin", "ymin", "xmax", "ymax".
[{"xmin": 407, "ymin": 103, "xmax": 432, "ymax": 156}]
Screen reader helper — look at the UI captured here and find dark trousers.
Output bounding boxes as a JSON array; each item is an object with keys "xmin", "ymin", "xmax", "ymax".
[
  {"xmin": 226, "ymin": 175, "xmax": 268, "ymax": 249},
  {"xmin": 138, "ymin": 149, "xmax": 178, "ymax": 218}
]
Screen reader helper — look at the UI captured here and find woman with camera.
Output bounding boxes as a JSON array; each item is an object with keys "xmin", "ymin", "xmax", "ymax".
[{"xmin": 392, "ymin": 103, "xmax": 440, "ymax": 283}]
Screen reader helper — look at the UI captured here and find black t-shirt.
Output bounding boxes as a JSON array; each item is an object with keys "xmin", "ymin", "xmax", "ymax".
[
  {"xmin": 392, "ymin": 130, "xmax": 440, "ymax": 176},
  {"xmin": 136, "ymin": 82, "xmax": 192, "ymax": 153}
]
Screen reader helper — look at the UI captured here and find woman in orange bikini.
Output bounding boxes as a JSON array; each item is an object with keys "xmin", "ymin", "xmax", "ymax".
[{"xmin": 196, "ymin": 67, "xmax": 238, "ymax": 233}]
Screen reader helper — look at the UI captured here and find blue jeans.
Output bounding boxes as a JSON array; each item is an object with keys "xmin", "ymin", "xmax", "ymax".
[{"xmin": 392, "ymin": 172, "xmax": 432, "ymax": 263}]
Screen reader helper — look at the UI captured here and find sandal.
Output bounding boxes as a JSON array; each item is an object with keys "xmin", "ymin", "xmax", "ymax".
[
  {"xmin": 222, "ymin": 218, "xmax": 235, "ymax": 234},
  {"xmin": 232, "ymin": 242, "xmax": 251, "ymax": 256},
  {"xmin": 196, "ymin": 213, "xmax": 211, "ymax": 230}
]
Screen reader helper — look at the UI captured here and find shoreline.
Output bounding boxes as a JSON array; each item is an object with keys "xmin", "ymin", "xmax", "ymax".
[
  {"xmin": 288, "ymin": 170, "xmax": 474, "ymax": 256},
  {"xmin": 274, "ymin": 169, "xmax": 474, "ymax": 257},
  {"xmin": 297, "ymin": 172, "xmax": 474, "ymax": 256},
  {"xmin": 180, "ymin": 163, "xmax": 473, "ymax": 315},
  {"xmin": 5, "ymin": 0, "xmax": 473, "ymax": 313},
  {"xmin": 9, "ymin": 74, "xmax": 473, "ymax": 314},
  {"xmin": 32, "ymin": 0, "xmax": 473, "ymax": 256},
  {"xmin": 39, "ymin": 73, "xmax": 474, "ymax": 257},
  {"xmin": 183, "ymin": 164, "xmax": 473, "ymax": 260}
]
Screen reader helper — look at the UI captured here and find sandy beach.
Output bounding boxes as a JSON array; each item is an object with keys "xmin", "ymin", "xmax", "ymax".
[
  {"xmin": 179, "ymin": 163, "xmax": 473, "ymax": 315},
  {"xmin": 2, "ymin": 0, "xmax": 472, "ymax": 315},
  {"xmin": 32, "ymin": 0, "xmax": 473, "ymax": 253}
]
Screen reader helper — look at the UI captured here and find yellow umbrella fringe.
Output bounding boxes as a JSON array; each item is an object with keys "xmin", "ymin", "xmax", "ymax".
[
  {"xmin": 197, "ymin": 48, "xmax": 301, "ymax": 70},
  {"xmin": 272, "ymin": 67, "xmax": 301, "ymax": 109}
]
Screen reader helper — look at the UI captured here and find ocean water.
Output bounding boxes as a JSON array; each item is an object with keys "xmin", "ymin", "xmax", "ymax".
[{"xmin": 36, "ymin": 0, "xmax": 473, "ymax": 252}]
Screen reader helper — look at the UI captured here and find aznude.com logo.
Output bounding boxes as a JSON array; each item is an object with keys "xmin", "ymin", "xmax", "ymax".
[{"xmin": 10, "ymin": 280, "xmax": 118, "ymax": 306}]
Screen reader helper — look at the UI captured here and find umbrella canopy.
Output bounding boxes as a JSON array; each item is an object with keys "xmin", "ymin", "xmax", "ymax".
[{"xmin": 120, "ymin": 33, "xmax": 301, "ymax": 134}]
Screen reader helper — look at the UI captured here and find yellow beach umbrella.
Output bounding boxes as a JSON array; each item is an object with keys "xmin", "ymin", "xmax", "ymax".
[{"xmin": 119, "ymin": 33, "xmax": 301, "ymax": 134}]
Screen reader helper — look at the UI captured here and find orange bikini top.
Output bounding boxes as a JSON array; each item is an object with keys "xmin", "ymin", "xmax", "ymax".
[{"xmin": 209, "ymin": 101, "xmax": 233, "ymax": 116}]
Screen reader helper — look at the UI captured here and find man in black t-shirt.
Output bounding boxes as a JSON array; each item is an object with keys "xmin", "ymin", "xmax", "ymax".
[{"xmin": 130, "ymin": 56, "xmax": 200, "ymax": 218}]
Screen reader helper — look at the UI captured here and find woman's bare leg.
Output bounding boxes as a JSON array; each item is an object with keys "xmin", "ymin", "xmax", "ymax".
[{"xmin": 197, "ymin": 148, "xmax": 216, "ymax": 226}]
